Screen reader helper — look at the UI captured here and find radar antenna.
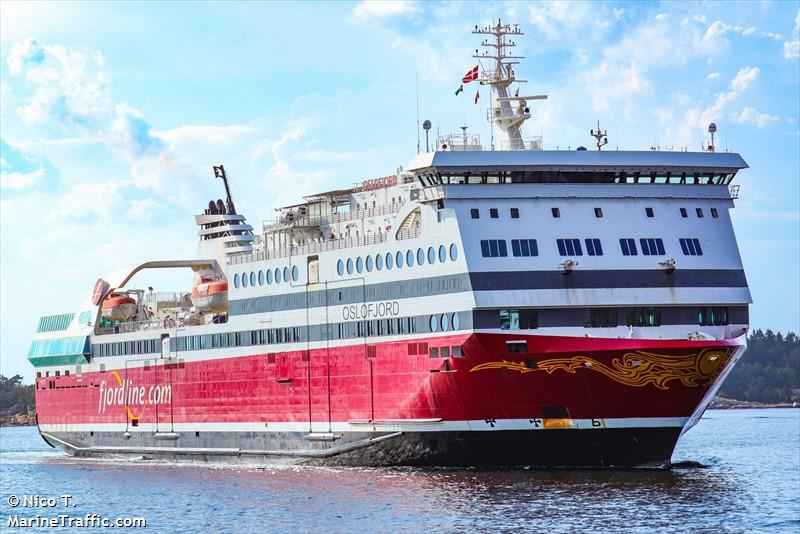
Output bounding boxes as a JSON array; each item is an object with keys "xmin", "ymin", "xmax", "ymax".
[
  {"xmin": 590, "ymin": 121, "xmax": 608, "ymax": 151},
  {"xmin": 473, "ymin": 19, "xmax": 547, "ymax": 150},
  {"xmin": 212, "ymin": 165, "xmax": 237, "ymax": 215}
]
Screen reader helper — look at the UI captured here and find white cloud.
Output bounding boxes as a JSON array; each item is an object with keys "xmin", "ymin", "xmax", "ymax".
[
  {"xmin": 294, "ymin": 149, "xmax": 364, "ymax": 163},
  {"xmin": 733, "ymin": 107, "xmax": 779, "ymax": 127},
  {"xmin": 349, "ymin": 1, "xmax": 419, "ymax": 22},
  {"xmin": 731, "ymin": 66, "xmax": 759, "ymax": 91},
  {"xmin": 527, "ymin": 1, "xmax": 614, "ymax": 42},
  {"xmin": 784, "ymin": 9, "xmax": 800, "ymax": 59},
  {"xmin": 126, "ymin": 198, "xmax": 162, "ymax": 221},
  {"xmin": 706, "ymin": 71, "xmax": 721, "ymax": 80},
  {"xmin": 0, "ymin": 168, "xmax": 43, "ymax": 190}
]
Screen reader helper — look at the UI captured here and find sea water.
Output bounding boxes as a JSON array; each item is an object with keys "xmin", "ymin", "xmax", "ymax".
[{"xmin": 0, "ymin": 409, "xmax": 797, "ymax": 533}]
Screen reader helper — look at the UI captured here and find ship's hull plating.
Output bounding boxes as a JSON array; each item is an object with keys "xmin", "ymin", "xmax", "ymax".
[{"xmin": 35, "ymin": 333, "xmax": 746, "ymax": 468}]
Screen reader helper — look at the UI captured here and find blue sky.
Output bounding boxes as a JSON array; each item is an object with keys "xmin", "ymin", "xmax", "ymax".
[{"xmin": 1, "ymin": 1, "xmax": 798, "ymax": 381}]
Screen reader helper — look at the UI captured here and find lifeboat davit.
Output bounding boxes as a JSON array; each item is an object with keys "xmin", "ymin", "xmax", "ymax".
[
  {"xmin": 191, "ymin": 275, "xmax": 228, "ymax": 313},
  {"xmin": 101, "ymin": 292, "xmax": 137, "ymax": 321}
]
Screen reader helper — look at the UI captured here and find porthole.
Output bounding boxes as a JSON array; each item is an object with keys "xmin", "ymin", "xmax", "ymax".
[
  {"xmin": 249, "ymin": 272, "xmax": 256, "ymax": 286},
  {"xmin": 396, "ymin": 251, "xmax": 403, "ymax": 268},
  {"xmin": 366, "ymin": 255, "xmax": 374, "ymax": 272},
  {"xmin": 283, "ymin": 267, "xmax": 289, "ymax": 282},
  {"xmin": 356, "ymin": 257, "xmax": 364, "ymax": 273},
  {"xmin": 274, "ymin": 268, "xmax": 281, "ymax": 284},
  {"xmin": 429, "ymin": 315, "xmax": 438, "ymax": 332},
  {"xmin": 347, "ymin": 258, "xmax": 354, "ymax": 275},
  {"xmin": 427, "ymin": 246, "xmax": 436, "ymax": 265},
  {"xmin": 438, "ymin": 245, "xmax": 446, "ymax": 263},
  {"xmin": 386, "ymin": 252, "xmax": 394, "ymax": 270},
  {"xmin": 406, "ymin": 249, "xmax": 415, "ymax": 267},
  {"xmin": 376, "ymin": 254, "xmax": 383, "ymax": 271},
  {"xmin": 417, "ymin": 248, "xmax": 425, "ymax": 265},
  {"xmin": 233, "ymin": 273, "xmax": 240, "ymax": 288},
  {"xmin": 267, "ymin": 269, "xmax": 273, "ymax": 284},
  {"xmin": 441, "ymin": 313, "xmax": 449, "ymax": 331},
  {"xmin": 242, "ymin": 273, "xmax": 249, "ymax": 288},
  {"xmin": 337, "ymin": 259, "xmax": 344, "ymax": 276},
  {"xmin": 291, "ymin": 265, "xmax": 299, "ymax": 282},
  {"xmin": 449, "ymin": 244, "xmax": 459, "ymax": 261},
  {"xmin": 452, "ymin": 312, "xmax": 460, "ymax": 330},
  {"xmin": 258, "ymin": 270, "xmax": 265, "ymax": 286}
]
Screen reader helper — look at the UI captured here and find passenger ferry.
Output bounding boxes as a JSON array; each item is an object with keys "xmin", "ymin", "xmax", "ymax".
[{"xmin": 29, "ymin": 21, "xmax": 750, "ymax": 467}]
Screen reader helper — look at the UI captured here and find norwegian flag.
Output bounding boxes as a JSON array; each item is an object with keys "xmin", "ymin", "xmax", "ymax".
[{"xmin": 462, "ymin": 65, "xmax": 479, "ymax": 84}]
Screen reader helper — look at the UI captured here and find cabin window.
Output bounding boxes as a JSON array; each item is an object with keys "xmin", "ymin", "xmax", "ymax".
[
  {"xmin": 626, "ymin": 307, "xmax": 662, "ymax": 327},
  {"xmin": 438, "ymin": 245, "xmax": 447, "ymax": 263},
  {"xmin": 427, "ymin": 247, "xmax": 436, "ymax": 265},
  {"xmin": 407, "ymin": 249, "xmax": 415, "ymax": 267},
  {"xmin": 470, "ymin": 208, "xmax": 480, "ymax": 219},
  {"xmin": 395, "ymin": 251, "xmax": 403, "ymax": 268},
  {"xmin": 233, "ymin": 273, "xmax": 240, "ymax": 288},
  {"xmin": 620, "ymin": 238, "xmax": 637, "ymax": 256},
  {"xmin": 356, "ymin": 257, "xmax": 363, "ymax": 274},
  {"xmin": 594, "ymin": 207, "xmax": 603, "ymax": 218},
  {"xmin": 699, "ymin": 307, "xmax": 729, "ymax": 326},
  {"xmin": 585, "ymin": 238, "xmax": 603, "ymax": 256},
  {"xmin": 645, "ymin": 207, "xmax": 654, "ymax": 218},
  {"xmin": 586, "ymin": 308, "xmax": 618, "ymax": 328},
  {"xmin": 556, "ymin": 238, "xmax": 582, "ymax": 256},
  {"xmin": 386, "ymin": 252, "xmax": 394, "ymax": 270},
  {"xmin": 499, "ymin": 309, "xmax": 538, "ymax": 330},
  {"xmin": 452, "ymin": 313, "xmax": 461, "ymax": 330},
  {"xmin": 490, "ymin": 208, "xmax": 499, "ymax": 219},
  {"xmin": 417, "ymin": 248, "xmax": 425, "ymax": 265},
  {"xmin": 551, "ymin": 207, "xmax": 560, "ymax": 218},
  {"xmin": 510, "ymin": 208, "xmax": 519, "ymax": 219},
  {"xmin": 696, "ymin": 208, "xmax": 704, "ymax": 218},
  {"xmin": 267, "ymin": 269, "xmax": 274, "ymax": 284},
  {"xmin": 480, "ymin": 239, "xmax": 508, "ymax": 257},
  {"xmin": 639, "ymin": 238, "xmax": 665, "ymax": 256},
  {"xmin": 680, "ymin": 208, "xmax": 688, "ymax": 218},
  {"xmin": 679, "ymin": 238, "xmax": 703, "ymax": 256},
  {"xmin": 429, "ymin": 315, "xmax": 438, "ymax": 332},
  {"xmin": 511, "ymin": 239, "xmax": 538, "ymax": 257},
  {"xmin": 375, "ymin": 253, "xmax": 383, "ymax": 271},
  {"xmin": 711, "ymin": 208, "xmax": 719, "ymax": 218},
  {"xmin": 346, "ymin": 259, "xmax": 354, "ymax": 275},
  {"xmin": 366, "ymin": 255, "xmax": 374, "ymax": 272}
]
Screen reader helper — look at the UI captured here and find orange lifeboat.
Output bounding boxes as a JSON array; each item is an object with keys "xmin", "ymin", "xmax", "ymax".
[
  {"xmin": 191, "ymin": 275, "xmax": 228, "ymax": 313},
  {"xmin": 100, "ymin": 292, "xmax": 137, "ymax": 321}
]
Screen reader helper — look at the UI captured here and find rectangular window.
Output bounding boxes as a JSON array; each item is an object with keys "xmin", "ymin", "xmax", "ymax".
[
  {"xmin": 699, "ymin": 306, "xmax": 729, "ymax": 326},
  {"xmin": 711, "ymin": 208, "xmax": 719, "ymax": 218},
  {"xmin": 587, "ymin": 308, "xmax": 618, "ymax": 328},
  {"xmin": 696, "ymin": 208, "xmax": 704, "ymax": 218},
  {"xmin": 680, "ymin": 208, "xmax": 688, "ymax": 218},
  {"xmin": 511, "ymin": 239, "xmax": 538, "ymax": 257},
  {"xmin": 679, "ymin": 238, "xmax": 703, "ymax": 256},
  {"xmin": 556, "ymin": 238, "xmax": 582, "ymax": 256},
  {"xmin": 585, "ymin": 238, "xmax": 603, "ymax": 256},
  {"xmin": 551, "ymin": 207, "xmax": 560, "ymax": 218},
  {"xmin": 451, "ymin": 346, "xmax": 464, "ymax": 357},
  {"xmin": 470, "ymin": 208, "xmax": 480, "ymax": 219},
  {"xmin": 429, "ymin": 347, "xmax": 439, "ymax": 359},
  {"xmin": 626, "ymin": 307, "xmax": 662, "ymax": 327},
  {"xmin": 510, "ymin": 208, "xmax": 519, "ymax": 219},
  {"xmin": 490, "ymin": 208, "xmax": 499, "ymax": 219},
  {"xmin": 499, "ymin": 309, "xmax": 538, "ymax": 329},
  {"xmin": 619, "ymin": 238, "xmax": 637, "ymax": 256},
  {"xmin": 639, "ymin": 238, "xmax": 665, "ymax": 256},
  {"xmin": 481, "ymin": 239, "xmax": 507, "ymax": 257},
  {"xmin": 594, "ymin": 207, "xmax": 603, "ymax": 218},
  {"xmin": 645, "ymin": 207, "xmax": 654, "ymax": 218},
  {"xmin": 506, "ymin": 341, "xmax": 528, "ymax": 353}
]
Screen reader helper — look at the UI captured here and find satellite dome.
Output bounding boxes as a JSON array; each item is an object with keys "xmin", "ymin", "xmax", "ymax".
[
  {"xmin": 577, "ymin": 146, "xmax": 587, "ymax": 151},
  {"xmin": 708, "ymin": 122, "xmax": 717, "ymax": 133},
  {"xmin": 422, "ymin": 120, "xmax": 432, "ymax": 130}
]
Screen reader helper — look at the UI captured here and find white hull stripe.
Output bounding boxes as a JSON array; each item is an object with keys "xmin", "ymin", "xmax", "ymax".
[{"xmin": 39, "ymin": 417, "xmax": 688, "ymax": 434}]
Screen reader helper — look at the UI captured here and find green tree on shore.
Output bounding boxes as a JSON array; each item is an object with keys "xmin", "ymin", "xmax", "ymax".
[{"xmin": 0, "ymin": 374, "xmax": 35, "ymax": 416}]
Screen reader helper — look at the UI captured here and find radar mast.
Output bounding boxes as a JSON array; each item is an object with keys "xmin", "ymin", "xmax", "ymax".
[{"xmin": 473, "ymin": 20, "xmax": 547, "ymax": 150}]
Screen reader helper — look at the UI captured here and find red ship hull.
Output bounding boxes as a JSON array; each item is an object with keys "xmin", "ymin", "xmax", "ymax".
[{"xmin": 35, "ymin": 333, "xmax": 745, "ymax": 467}]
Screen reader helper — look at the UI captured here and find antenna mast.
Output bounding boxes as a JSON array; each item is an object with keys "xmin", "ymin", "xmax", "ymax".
[
  {"xmin": 473, "ymin": 19, "xmax": 547, "ymax": 150},
  {"xmin": 213, "ymin": 165, "xmax": 237, "ymax": 215},
  {"xmin": 590, "ymin": 121, "xmax": 608, "ymax": 151}
]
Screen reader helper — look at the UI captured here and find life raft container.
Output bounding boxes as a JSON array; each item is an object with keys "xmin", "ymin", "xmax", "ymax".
[
  {"xmin": 100, "ymin": 292, "xmax": 137, "ymax": 321},
  {"xmin": 191, "ymin": 275, "xmax": 228, "ymax": 313}
]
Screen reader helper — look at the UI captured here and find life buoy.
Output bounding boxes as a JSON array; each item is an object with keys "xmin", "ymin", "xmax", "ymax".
[
  {"xmin": 91, "ymin": 278, "xmax": 108, "ymax": 305},
  {"xmin": 385, "ymin": 225, "xmax": 392, "ymax": 231}
]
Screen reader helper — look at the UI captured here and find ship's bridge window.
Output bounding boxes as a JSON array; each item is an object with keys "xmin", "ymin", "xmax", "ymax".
[
  {"xmin": 645, "ymin": 207, "xmax": 654, "ymax": 218},
  {"xmin": 586, "ymin": 308, "xmax": 618, "ymax": 328},
  {"xmin": 511, "ymin": 239, "xmax": 538, "ymax": 257},
  {"xmin": 557, "ymin": 238, "xmax": 582, "ymax": 256},
  {"xmin": 640, "ymin": 238, "xmax": 665, "ymax": 256},
  {"xmin": 594, "ymin": 207, "xmax": 603, "ymax": 218},
  {"xmin": 626, "ymin": 307, "xmax": 662, "ymax": 327},
  {"xmin": 680, "ymin": 208, "xmax": 688, "ymax": 218},
  {"xmin": 711, "ymin": 208, "xmax": 719, "ymax": 218},
  {"xmin": 699, "ymin": 306, "xmax": 729, "ymax": 326},
  {"xmin": 480, "ymin": 239, "xmax": 508, "ymax": 257},
  {"xmin": 620, "ymin": 238, "xmax": 638, "ymax": 256},
  {"xmin": 510, "ymin": 208, "xmax": 519, "ymax": 219},
  {"xmin": 490, "ymin": 208, "xmax": 499, "ymax": 219},
  {"xmin": 585, "ymin": 238, "xmax": 603, "ymax": 256},
  {"xmin": 551, "ymin": 207, "xmax": 560, "ymax": 218},
  {"xmin": 679, "ymin": 238, "xmax": 703, "ymax": 256},
  {"xmin": 696, "ymin": 208, "xmax": 704, "ymax": 218},
  {"xmin": 470, "ymin": 208, "xmax": 480, "ymax": 219}
]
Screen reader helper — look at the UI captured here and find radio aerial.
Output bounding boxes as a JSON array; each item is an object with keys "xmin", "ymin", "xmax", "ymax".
[{"xmin": 590, "ymin": 120, "xmax": 608, "ymax": 151}]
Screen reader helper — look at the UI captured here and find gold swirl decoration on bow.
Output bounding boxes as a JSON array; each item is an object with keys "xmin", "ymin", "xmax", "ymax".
[{"xmin": 468, "ymin": 348, "xmax": 731, "ymax": 390}]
